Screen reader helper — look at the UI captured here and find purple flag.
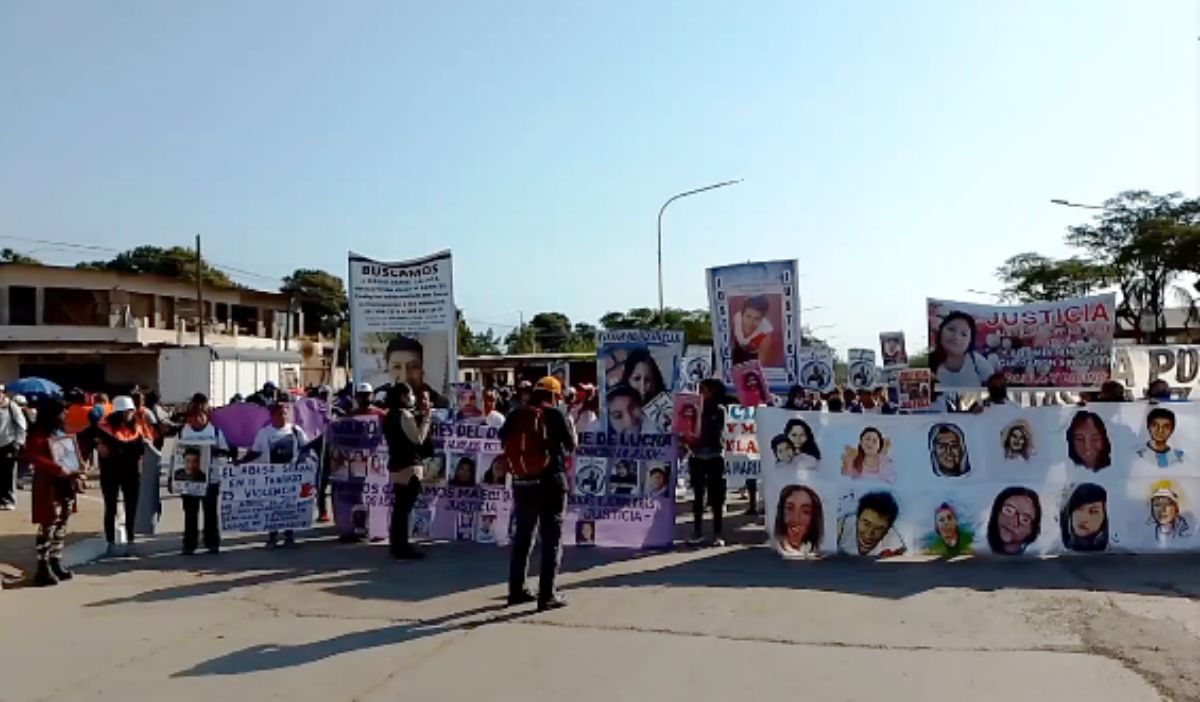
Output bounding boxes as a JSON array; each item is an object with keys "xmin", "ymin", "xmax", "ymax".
[
  {"xmin": 211, "ymin": 403, "xmax": 270, "ymax": 449},
  {"xmin": 291, "ymin": 398, "xmax": 331, "ymax": 440}
]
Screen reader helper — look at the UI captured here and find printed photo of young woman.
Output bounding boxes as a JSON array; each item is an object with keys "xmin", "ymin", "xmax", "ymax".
[
  {"xmin": 1066, "ymin": 411, "xmax": 1112, "ymax": 472},
  {"xmin": 770, "ymin": 418, "xmax": 821, "ymax": 470},
  {"xmin": 840, "ymin": 427, "xmax": 895, "ymax": 482},
  {"xmin": 774, "ymin": 484, "xmax": 824, "ymax": 556}
]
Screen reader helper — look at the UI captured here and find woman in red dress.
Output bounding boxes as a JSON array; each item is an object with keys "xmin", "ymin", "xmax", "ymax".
[{"xmin": 23, "ymin": 399, "xmax": 86, "ymax": 586}]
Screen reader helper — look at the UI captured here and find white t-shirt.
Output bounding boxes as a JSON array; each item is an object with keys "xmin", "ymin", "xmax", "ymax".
[
  {"xmin": 484, "ymin": 411, "xmax": 506, "ymax": 429},
  {"xmin": 250, "ymin": 423, "xmax": 310, "ymax": 464},
  {"xmin": 936, "ymin": 352, "xmax": 995, "ymax": 388},
  {"xmin": 179, "ymin": 423, "xmax": 230, "ymax": 484}
]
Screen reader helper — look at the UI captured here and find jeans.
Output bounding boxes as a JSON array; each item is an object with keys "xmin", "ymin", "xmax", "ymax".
[
  {"xmin": 182, "ymin": 484, "xmax": 221, "ymax": 552},
  {"xmin": 100, "ymin": 464, "xmax": 140, "ymax": 544},
  {"xmin": 688, "ymin": 456, "xmax": 726, "ymax": 538},
  {"xmin": 0, "ymin": 443, "xmax": 17, "ymax": 507},
  {"xmin": 508, "ymin": 472, "xmax": 568, "ymax": 600},
  {"xmin": 389, "ymin": 474, "xmax": 421, "ymax": 553}
]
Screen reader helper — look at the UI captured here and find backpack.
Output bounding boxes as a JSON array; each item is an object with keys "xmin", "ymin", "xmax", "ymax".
[{"xmin": 502, "ymin": 406, "xmax": 551, "ymax": 479}]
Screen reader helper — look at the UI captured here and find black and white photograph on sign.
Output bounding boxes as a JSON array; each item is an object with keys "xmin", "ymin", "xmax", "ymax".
[
  {"xmin": 357, "ymin": 331, "xmax": 451, "ymax": 409},
  {"xmin": 608, "ymin": 458, "xmax": 641, "ymax": 496},
  {"xmin": 49, "ymin": 435, "xmax": 82, "ymax": 474},
  {"xmin": 574, "ymin": 458, "xmax": 607, "ymax": 497},
  {"xmin": 171, "ymin": 441, "xmax": 213, "ymax": 496}
]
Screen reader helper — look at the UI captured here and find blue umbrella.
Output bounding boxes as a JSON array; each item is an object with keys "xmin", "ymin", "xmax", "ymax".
[{"xmin": 7, "ymin": 377, "xmax": 63, "ymax": 397}]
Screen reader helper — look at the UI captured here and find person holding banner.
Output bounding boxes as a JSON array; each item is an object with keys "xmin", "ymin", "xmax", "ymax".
[
  {"xmin": 501, "ymin": 376, "xmax": 575, "ymax": 611},
  {"xmin": 683, "ymin": 379, "xmax": 728, "ymax": 547},
  {"xmin": 24, "ymin": 399, "xmax": 85, "ymax": 586},
  {"xmin": 178, "ymin": 393, "xmax": 229, "ymax": 556},
  {"xmin": 382, "ymin": 382, "xmax": 433, "ymax": 560},
  {"xmin": 241, "ymin": 402, "xmax": 312, "ymax": 549}
]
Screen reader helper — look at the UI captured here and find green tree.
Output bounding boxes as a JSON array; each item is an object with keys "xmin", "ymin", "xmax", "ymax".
[
  {"xmin": 996, "ymin": 190, "xmax": 1200, "ymax": 343},
  {"xmin": 527, "ymin": 312, "xmax": 574, "ymax": 351},
  {"xmin": 457, "ymin": 313, "xmax": 504, "ymax": 356},
  {"xmin": 0, "ymin": 248, "xmax": 40, "ymax": 264},
  {"xmin": 282, "ymin": 268, "xmax": 347, "ymax": 336},
  {"xmin": 599, "ymin": 307, "xmax": 713, "ymax": 345},
  {"xmin": 504, "ymin": 325, "xmax": 540, "ymax": 354},
  {"xmin": 78, "ymin": 245, "xmax": 236, "ymax": 287}
]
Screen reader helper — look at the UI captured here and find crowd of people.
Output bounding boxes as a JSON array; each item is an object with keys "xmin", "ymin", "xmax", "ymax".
[{"xmin": 2, "ymin": 368, "xmax": 1175, "ymax": 599}]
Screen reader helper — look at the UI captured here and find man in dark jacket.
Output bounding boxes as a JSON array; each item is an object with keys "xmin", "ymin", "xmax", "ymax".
[{"xmin": 500, "ymin": 376, "xmax": 575, "ymax": 611}]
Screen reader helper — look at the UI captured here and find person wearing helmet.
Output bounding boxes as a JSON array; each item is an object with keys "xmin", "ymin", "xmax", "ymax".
[
  {"xmin": 352, "ymin": 382, "xmax": 385, "ymax": 417},
  {"xmin": 500, "ymin": 376, "xmax": 576, "ymax": 611},
  {"xmin": 98, "ymin": 395, "xmax": 153, "ymax": 556}
]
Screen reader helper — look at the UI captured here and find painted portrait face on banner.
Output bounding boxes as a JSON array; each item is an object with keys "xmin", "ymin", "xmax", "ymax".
[
  {"xmin": 1060, "ymin": 483, "xmax": 1108, "ymax": 552},
  {"xmin": 840, "ymin": 427, "xmax": 894, "ymax": 482},
  {"xmin": 929, "ymin": 423, "xmax": 970, "ymax": 477},
  {"xmin": 774, "ymin": 485, "xmax": 824, "ymax": 556},
  {"xmin": 987, "ymin": 487, "xmax": 1042, "ymax": 555},
  {"xmin": 838, "ymin": 490, "xmax": 905, "ymax": 557},
  {"xmin": 1001, "ymin": 419, "xmax": 1035, "ymax": 461},
  {"xmin": 1067, "ymin": 411, "xmax": 1112, "ymax": 472},
  {"xmin": 1137, "ymin": 407, "xmax": 1185, "ymax": 467},
  {"xmin": 771, "ymin": 418, "xmax": 821, "ymax": 470},
  {"xmin": 1148, "ymin": 480, "xmax": 1192, "ymax": 543},
  {"xmin": 922, "ymin": 501, "xmax": 974, "ymax": 557}
]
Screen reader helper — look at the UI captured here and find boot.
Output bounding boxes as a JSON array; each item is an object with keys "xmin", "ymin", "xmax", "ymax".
[
  {"xmin": 32, "ymin": 560, "xmax": 59, "ymax": 587},
  {"xmin": 49, "ymin": 558, "xmax": 73, "ymax": 581}
]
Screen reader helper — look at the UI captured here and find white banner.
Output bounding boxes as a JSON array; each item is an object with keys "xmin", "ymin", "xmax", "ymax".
[
  {"xmin": 758, "ymin": 404, "xmax": 1200, "ymax": 558},
  {"xmin": 722, "ymin": 404, "xmax": 760, "ymax": 488},
  {"xmin": 348, "ymin": 250, "xmax": 456, "ymax": 408},
  {"xmin": 1113, "ymin": 345, "xmax": 1200, "ymax": 398},
  {"xmin": 219, "ymin": 461, "xmax": 319, "ymax": 533}
]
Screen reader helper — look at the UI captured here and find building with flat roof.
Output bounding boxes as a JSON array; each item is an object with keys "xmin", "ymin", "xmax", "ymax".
[{"xmin": 0, "ymin": 262, "xmax": 330, "ymax": 394}]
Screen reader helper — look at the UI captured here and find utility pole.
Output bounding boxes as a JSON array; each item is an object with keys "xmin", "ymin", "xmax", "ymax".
[
  {"xmin": 195, "ymin": 234, "xmax": 205, "ymax": 347},
  {"xmin": 657, "ymin": 179, "xmax": 742, "ymax": 327}
]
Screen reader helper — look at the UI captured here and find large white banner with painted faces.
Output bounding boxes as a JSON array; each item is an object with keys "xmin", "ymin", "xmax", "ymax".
[{"xmin": 758, "ymin": 403, "xmax": 1200, "ymax": 559}]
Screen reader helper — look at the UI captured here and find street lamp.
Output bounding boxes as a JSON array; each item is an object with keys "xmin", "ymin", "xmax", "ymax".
[
  {"xmin": 1050, "ymin": 198, "xmax": 1108, "ymax": 210},
  {"xmin": 658, "ymin": 179, "xmax": 742, "ymax": 326}
]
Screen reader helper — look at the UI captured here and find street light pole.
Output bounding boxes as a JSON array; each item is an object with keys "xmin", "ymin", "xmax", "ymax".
[
  {"xmin": 1050, "ymin": 198, "xmax": 1108, "ymax": 210},
  {"xmin": 658, "ymin": 179, "xmax": 742, "ymax": 326}
]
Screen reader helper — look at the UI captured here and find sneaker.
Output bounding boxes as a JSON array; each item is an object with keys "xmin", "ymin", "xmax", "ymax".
[
  {"xmin": 711, "ymin": 537, "xmax": 727, "ymax": 547},
  {"xmin": 0, "ymin": 503, "xmax": 15, "ymax": 512},
  {"xmin": 506, "ymin": 588, "xmax": 537, "ymax": 606},
  {"xmin": 48, "ymin": 558, "xmax": 73, "ymax": 581},
  {"xmin": 537, "ymin": 593, "xmax": 568, "ymax": 612}
]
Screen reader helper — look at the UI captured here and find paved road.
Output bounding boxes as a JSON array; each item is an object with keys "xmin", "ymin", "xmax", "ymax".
[{"xmin": 2, "ymin": 507, "xmax": 1199, "ymax": 701}]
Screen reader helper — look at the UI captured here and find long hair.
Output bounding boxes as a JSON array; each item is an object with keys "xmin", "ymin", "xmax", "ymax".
[
  {"xmin": 1066, "ymin": 411, "xmax": 1112, "ymax": 470},
  {"xmin": 1060, "ymin": 483, "xmax": 1108, "ymax": 552},
  {"xmin": 784, "ymin": 418, "xmax": 821, "ymax": 459},
  {"xmin": 986, "ymin": 486, "xmax": 1042, "ymax": 554},
  {"xmin": 31, "ymin": 399, "xmax": 64, "ymax": 434},
  {"xmin": 1002, "ymin": 421, "xmax": 1034, "ymax": 460},
  {"xmin": 930, "ymin": 311, "xmax": 978, "ymax": 376},
  {"xmin": 854, "ymin": 427, "xmax": 885, "ymax": 471},
  {"xmin": 774, "ymin": 484, "xmax": 824, "ymax": 552},
  {"xmin": 621, "ymin": 348, "xmax": 666, "ymax": 402}
]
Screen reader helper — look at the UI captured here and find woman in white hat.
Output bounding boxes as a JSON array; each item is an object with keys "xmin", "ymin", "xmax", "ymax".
[{"xmin": 97, "ymin": 395, "xmax": 153, "ymax": 556}]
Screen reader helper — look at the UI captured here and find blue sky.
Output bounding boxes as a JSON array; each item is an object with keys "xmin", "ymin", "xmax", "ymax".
[{"xmin": 1, "ymin": 2, "xmax": 1195, "ymax": 354}]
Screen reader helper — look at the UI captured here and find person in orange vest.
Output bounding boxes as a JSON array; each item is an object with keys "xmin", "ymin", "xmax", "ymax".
[{"xmin": 97, "ymin": 396, "xmax": 153, "ymax": 557}]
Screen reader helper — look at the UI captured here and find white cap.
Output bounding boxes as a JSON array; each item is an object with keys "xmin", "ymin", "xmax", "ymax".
[
  {"xmin": 113, "ymin": 396, "xmax": 136, "ymax": 412},
  {"xmin": 356, "ymin": 382, "xmax": 374, "ymax": 394}
]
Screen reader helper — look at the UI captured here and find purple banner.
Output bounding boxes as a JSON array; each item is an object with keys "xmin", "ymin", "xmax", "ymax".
[{"xmin": 211, "ymin": 403, "xmax": 270, "ymax": 449}]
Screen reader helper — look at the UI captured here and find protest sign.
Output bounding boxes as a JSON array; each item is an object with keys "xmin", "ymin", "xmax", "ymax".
[
  {"xmin": 211, "ymin": 403, "xmax": 270, "ymax": 449},
  {"xmin": 327, "ymin": 415, "xmax": 384, "ymax": 539},
  {"xmin": 548, "ymin": 360, "xmax": 570, "ymax": 389},
  {"xmin": 723, "ymin": 404, "xmax": 760, "ymax": 488},
  {"xmin": 673, "ymin": 392, "xmax": 702, "ymax": 442},
  {"xmin": 291, "ymin": 397, "xmax": 331, "ymax": 439},
  {"xmin": 758, "ymin": 404, "xmax": 1200, "ymax": 558},
  {"xmin": 169, "ymin": 441, "xmax": 212, "ymax": 497},
  {"xmin": 681, "ymin": 344, "xmax": 713, "ymax": 392},
  {"xmin": 732, "ymin": 360, "xmax": 769, "ymax": 407},
  {"xmin": 451, "ymin": 383, "xmax": 483, "ymax": 420},
  {"xmin": 596, "ymin": 329, "xmax": 685, "ymax": 437},
  {"xmin": 797, "ymin": 348, "xmax": 835, "ymax": 393},
  {"xmin": 219, "ymin": 460, "xmax": 318, "ymax": 533},
  {"xmin": 897, "ymin": 369, "xmax": 933, "ymax": 411},
  {"xmin": 925, "ymin": 294, "xmax": 1116, "ymax": 391},
  {"xmin": 847, "ymin": 349, "xmax": 878, "ymax": 391},
  {"xmin": 349, "ymin": 250, "xmax": 456, "ymax": 409},
  {"xmin": 707, "ymin": 260, "xmax": 801, "ymax": 392},
  {"xmin": 1112, "ymin": 345, "xmax": 1200, "ymax": 398},
  {"xmin": 880, "ymin": 332, "xmax": 908, "ymax": 369}
]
